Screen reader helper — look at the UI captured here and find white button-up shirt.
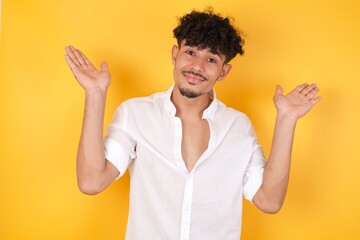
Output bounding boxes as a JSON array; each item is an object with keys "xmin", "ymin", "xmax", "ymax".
[{"xmin": 104, "ymin": 86, "xmax": 266, "ymax": 240}]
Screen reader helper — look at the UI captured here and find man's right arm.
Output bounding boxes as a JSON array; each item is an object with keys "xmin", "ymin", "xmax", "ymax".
[{"xmin": 64, "ymin": 46, "xmax": 119, "ymax": 195}]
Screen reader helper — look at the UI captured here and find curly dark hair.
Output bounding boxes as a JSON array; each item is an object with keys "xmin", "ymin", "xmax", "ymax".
[{"xmin": 173, "ymin": 9, "xmax": 244, "ymax": 63}]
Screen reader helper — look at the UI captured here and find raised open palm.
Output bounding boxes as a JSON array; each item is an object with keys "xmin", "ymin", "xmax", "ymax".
[
  {"xmin": 274, "ymin": 83, "xmax": 321, "ymax": 120},
  {"xmin": 64, "ymin": 46, "xmax": 110, "ymax": 91}
]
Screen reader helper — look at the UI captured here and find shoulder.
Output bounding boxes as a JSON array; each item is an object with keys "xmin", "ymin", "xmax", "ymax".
[
  {"xmin": 126, "ymin": 91, "xmax": 167, "ymax": 104},
  {"xmin": 216, "ymin": 100, "xmax": 251, "ymax": 123},
  {"xmin": 114, "ymin": 90, "xmax": 168, "ymax": 116},
  {"xmin": 110, "ymin": 90, "xmax": 168, "ymax": 126},
  {"xmin": 215, "ymin": 101, "xmax": 258, "ymax": 137}
]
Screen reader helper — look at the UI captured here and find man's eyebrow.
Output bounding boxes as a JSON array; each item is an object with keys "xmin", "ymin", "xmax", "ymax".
[
  {"xmin": 186, "ymin": 44, "xmax": 224, "ymax": 59},
  {"xmin": 209, "ymin": 49, "xmax": 224, "ymax": 60}
]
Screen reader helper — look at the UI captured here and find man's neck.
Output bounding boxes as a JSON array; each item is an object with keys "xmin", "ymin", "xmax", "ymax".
[{"xmin": 171, "ymin": 85, "xmax": 212, "ymax": 120}]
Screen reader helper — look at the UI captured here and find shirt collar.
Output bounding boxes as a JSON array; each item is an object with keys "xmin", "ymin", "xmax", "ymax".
[{"xmin": 163, "ymin": 85, "xmax": 218, "ymax": 121}]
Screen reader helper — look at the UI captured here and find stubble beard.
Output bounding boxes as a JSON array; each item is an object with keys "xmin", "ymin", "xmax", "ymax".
[
  {"xmin": 178, "ymin": 72, "xmax": 207, "ymax": 99},
  {"xmin": 177, "ymin": 70, "xmax": 208, "ymax": 99},
  {"xmin": 179, "ymin": 87, "xmax": 201, "ymax": 99}
]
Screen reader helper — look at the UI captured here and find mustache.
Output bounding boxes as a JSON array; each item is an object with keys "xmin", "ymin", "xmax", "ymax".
[{"xmin": 182, "ymin": 71, "xmax": 207, "ymax": 81}]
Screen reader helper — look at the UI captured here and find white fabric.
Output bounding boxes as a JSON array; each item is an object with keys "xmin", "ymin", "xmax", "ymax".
[{"xmin": 104, "ymin": 86, "xmax": 266, "ymax": 240}]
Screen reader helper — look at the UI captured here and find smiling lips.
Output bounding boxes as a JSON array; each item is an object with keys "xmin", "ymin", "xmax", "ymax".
[{"xmin": 182, "ymin": 71, "xmax": 207, "ymax": 85}]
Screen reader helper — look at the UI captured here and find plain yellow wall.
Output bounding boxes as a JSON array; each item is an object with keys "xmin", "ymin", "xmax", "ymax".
[{"xmin": 1, "ymin": 0, "xmax": 360, "ymax": 239}]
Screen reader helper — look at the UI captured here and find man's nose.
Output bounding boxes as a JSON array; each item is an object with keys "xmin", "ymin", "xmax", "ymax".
[{"xmin": 191, "ymin": 56, "xmax": 205, "ymax": 72}]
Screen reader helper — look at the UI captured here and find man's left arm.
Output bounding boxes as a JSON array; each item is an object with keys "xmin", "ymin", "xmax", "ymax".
[{"xmin": 253, "ymin": 83, "xmax": 321, "ymax": 213}]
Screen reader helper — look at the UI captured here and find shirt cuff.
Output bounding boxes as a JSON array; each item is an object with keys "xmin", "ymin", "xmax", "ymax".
[
  {"xmin": 243, "ymin": 171, "xmax": 264, "ymax": 204},
  {"xmin": 104, "ymin": 137, "xmax": 131, "ymax": 180}
]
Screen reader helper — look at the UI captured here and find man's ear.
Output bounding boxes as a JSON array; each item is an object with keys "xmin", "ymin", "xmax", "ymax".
[
  {"xmin": 217, "ymin": 64, "xmax": 232, "ymax": 81},
  {"xmin": 171, "ymin": 45, "xmax": 179, "ymax": 65}
]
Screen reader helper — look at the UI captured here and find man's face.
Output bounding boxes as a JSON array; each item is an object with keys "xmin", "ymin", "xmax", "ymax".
[{"xmin": 172, "ymin": 40, "xmax": 231, "ymax": 99}]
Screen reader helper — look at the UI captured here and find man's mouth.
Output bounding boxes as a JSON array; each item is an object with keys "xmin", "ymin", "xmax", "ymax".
[{"xmin": 182, "ymin": 71, "xmax": 207, "ymax": 84}]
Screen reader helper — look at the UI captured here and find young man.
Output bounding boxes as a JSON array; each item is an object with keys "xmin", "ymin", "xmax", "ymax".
[{"xmin": 64, "ymin": 10, "xmax": 320, "ymax": 240}]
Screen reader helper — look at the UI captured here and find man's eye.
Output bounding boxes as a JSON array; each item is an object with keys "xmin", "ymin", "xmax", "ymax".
[
  {"xmin": 186, "ymin": 50, "xmax": 194, "ymax": 56},
  {"xmin": 208, "ymin": 58, "xmax": 217, "ymax": 63}
]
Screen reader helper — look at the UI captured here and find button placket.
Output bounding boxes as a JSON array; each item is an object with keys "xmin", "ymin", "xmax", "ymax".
[
  {"xmin": 180, "ymin": 172, "xmax": 194, "ymax": 240},
  {"xmin": 173, "ymin": 116, "xmax": 188, "ymax": 172}
]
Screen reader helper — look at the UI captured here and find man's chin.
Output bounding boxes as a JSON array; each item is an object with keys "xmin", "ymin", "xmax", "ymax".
[{"xmin": 179, "ymin": 88, "xmax": 200, "ymax": 99}]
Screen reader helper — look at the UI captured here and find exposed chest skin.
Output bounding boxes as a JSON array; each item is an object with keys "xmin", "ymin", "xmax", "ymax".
[{"xmin": 181, "ymin": 118, "xmax": 210, "ymax": 172}]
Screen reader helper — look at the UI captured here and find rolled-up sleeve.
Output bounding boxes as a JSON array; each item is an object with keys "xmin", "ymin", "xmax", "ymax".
[
  {"xmin": 104, "ymin": 103, "xmax": 136, "ymax": 179},
  {"xmin": 242, "ymin": 125, "xmax": 266, "ymax": 203}
]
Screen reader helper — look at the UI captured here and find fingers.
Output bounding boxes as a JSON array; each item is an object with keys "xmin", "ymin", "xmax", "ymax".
[
  {"xmin": 78, "ymin": 49, "xmax": 95, "ymax": 68},
  {"xmin": 296, "ymin": 83, "xmax": 320, "ymax": 100},
  {"xmin": 64, "ymin": 54, "xmax": 78, "ymax": 70},
  {"xmin": 295, "ymin": 83, "xmax": 309, "ymax": 93},
  {"xmin": 299, "ymin": 83, "xmax": 316, "ymax": 95},
  {"xmin": 72, "ymin": 47, "xmax": 86, "ymax": 66},
  {"xmin": 64, "ymin": 45, "xmax": 87, "ymax": 70},
  {"xmin": 305, "ymin": 85, "xmax": 320, "ymax": 100},
  {"xmin": 311, "ymin": 96, "xmax": 321, "ymax": 105},
  {"xmin": 64, "ymin": 46, "xmax": 80, "ymax": 67}
]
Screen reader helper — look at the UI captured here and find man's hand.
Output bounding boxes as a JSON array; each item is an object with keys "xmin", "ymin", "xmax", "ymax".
[
  {"xmin": 64, "ymin": 46, "xmax": 111, "ymax": 91},
  {"xmin": 274, "ymin": 83, "xmax": 321, "ymax": 120}
]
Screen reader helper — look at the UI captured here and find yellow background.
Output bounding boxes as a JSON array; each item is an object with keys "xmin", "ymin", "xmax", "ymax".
[{"xmin": 1, "ymin": 0, "xmax": 359, "ymax": 239}]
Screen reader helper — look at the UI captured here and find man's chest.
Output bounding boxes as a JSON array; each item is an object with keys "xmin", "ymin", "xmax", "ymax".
[{"xmin": 181, "ymin": 118, "xmax": 210, "ymax": 172}]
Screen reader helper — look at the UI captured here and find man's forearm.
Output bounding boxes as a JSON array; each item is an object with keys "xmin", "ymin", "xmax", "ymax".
[
  {"xmin": 76, "ymin": 89, "xmax": 111, "ymax": 194},
  {"xmin": 253, "ymin": 113, "xmax": 297, "ymax": 213}
]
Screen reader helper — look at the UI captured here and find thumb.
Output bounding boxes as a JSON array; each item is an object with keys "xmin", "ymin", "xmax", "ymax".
[
  {"xmin": 275, "ymin": 85, "xmax": 283, "ymax": 96},
  {"xmin": 100, "ymin": 61, "xmax": 109, "ymax": 72}
]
